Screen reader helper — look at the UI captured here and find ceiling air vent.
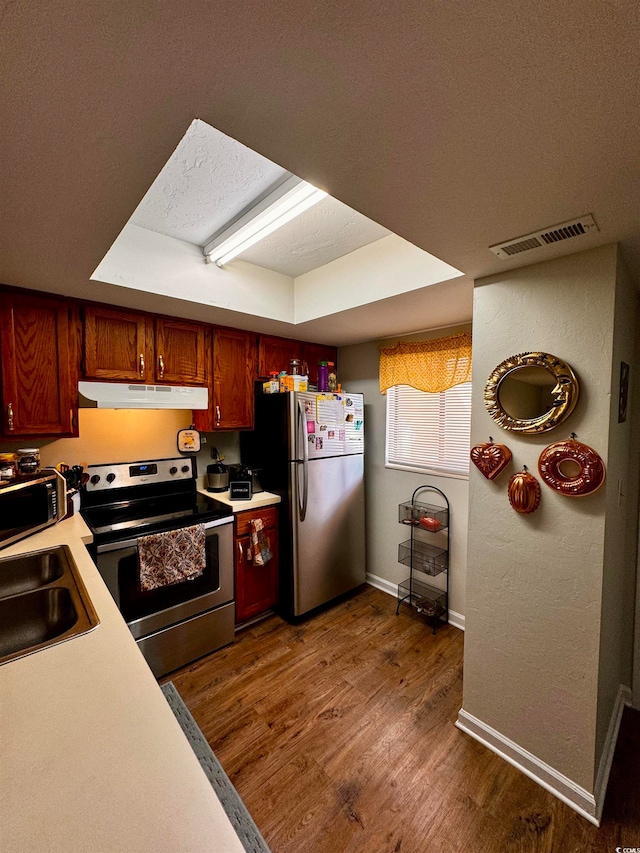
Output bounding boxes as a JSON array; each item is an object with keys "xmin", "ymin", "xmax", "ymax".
[{"xmin": 489, "ymin": 214, "xmax": 598, "ymax": 259}]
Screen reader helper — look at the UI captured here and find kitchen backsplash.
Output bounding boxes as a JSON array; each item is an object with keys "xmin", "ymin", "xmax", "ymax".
[{"xmin": 0, "ymin": 409, "xmax": 241, "ymax": 473}]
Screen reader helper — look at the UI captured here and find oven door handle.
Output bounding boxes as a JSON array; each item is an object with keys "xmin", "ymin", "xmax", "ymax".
[{"xmin": 94, "ymin": 516, "xmax": 233, "ymax": 554}]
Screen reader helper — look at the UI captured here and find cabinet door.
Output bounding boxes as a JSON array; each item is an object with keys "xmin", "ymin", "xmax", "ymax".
[
  {"xmin": 235, "ymin": 529, "xmax": 278, "ymax": 624},
  {"xmin": 155, "ymin": 318, "xmax": 206, "ymax": 385},
  {"xmin": 83, "ymin": 305, "xmax": 153, "ymax": 382},
  {"xmin": 302, "ymin": 342, "xmax": 338, "ymax": 387},
  {"xmin": 212, "ymin": 328, "xmax": 256, "ymax": 430},
  {"xmin": 258, "ymin": 335, "xmax": 303, "ymax": 378},
  {"xmin": 0, "ymin": 292, "xmax": 78, "ymax": 436}
]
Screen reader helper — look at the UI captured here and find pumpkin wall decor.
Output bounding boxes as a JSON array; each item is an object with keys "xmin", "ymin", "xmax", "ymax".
[
  {"xmin": 470, "ymin": 439, "xmax": 512, "ymax": 480},
  {"xmin": 508, "ymin": 468, "xmax": 541, "ymax": 514}
]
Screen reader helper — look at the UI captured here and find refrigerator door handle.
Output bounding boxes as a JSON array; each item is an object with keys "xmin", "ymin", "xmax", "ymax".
[{"xmin": 297, "ymin": 398, "xmax": 309, "ymax": 522}]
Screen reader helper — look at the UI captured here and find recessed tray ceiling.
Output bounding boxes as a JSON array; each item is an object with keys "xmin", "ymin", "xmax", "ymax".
[{"xmin": 130, "ymin": 119, "xmax": 390, "ymax": 277}]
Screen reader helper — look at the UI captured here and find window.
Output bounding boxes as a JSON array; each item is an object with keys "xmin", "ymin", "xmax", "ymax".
[{"xmin": 385, "ymin": 382, "xmax": 472, "ymax": 476}]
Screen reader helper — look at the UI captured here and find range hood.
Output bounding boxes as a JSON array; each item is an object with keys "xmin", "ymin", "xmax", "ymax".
[{"xmin": 78, "ymin": 382, "xmax": 208, "ymax": 410}]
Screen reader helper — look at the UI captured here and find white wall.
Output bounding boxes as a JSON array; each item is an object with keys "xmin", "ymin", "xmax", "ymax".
[
  {"xmin": 294, "ymin": 234, "xmax": 463, "ymax": 324},
  {"xmin": 597, "ymin": 253, "xmax": 639, "ymax": 751},
  {"xmin": 462, "ymin": 245, "xmax": 632, "ymax": 803},
  {"xmin": 338, "ymin": 324, "xmax": 471, "ymax": 622},
  {"xmin": 92, "ymin": 223, "xmax": 295, "ymax": 323}
]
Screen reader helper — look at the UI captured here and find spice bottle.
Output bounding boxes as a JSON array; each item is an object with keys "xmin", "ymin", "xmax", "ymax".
[
  {"xmin": 17, "ymin": 448, "xmax": 40, "ymax": 475},
  {"xmin": 317, "ymin": 360, "xmax": 329, "ymax": 392},
  {"xmin": 327, "ymin": 362, "xmax": 337, "ymax": 392}
]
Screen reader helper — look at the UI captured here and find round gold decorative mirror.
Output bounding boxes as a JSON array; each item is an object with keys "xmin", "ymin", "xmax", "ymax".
[{"xmin": 484, "ymin": 352, "xmax": 579, "ymax": 433}]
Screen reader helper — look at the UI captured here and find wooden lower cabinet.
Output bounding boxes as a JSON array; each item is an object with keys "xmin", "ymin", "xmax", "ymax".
[{"xmin": 234, "ymin": 505, "xmax": 279, "ymax": 624}]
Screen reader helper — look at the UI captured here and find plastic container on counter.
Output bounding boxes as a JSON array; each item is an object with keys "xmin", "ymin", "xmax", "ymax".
[{"xmin": 0, "ymin": 452, "xmax": 18, "ymax": 481}]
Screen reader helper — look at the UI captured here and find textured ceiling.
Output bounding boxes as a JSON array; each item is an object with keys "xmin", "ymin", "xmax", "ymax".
[
  {"xmin": 1, "ymin": 1, "xmax": 639, "ymax": 345},
  {"xmin": 129, "ymin": 119, "xmax": 390, "ymax": 277},
  {"xmin": 130, "ymin": 120, "xmax": 287, "ymax": 246}
]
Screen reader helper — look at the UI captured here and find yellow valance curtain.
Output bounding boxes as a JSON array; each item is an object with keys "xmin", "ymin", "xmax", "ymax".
[{"xmin": 379, "ymin": 332, "xmax": 472, "ymax": 394}]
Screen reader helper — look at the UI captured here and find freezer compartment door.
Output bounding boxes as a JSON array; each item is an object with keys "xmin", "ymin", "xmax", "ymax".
[
  {"xmin": 296, "ymin": 391, "xmax": 364, "ymax": 459},
  {"xmin": 291, "ymin": 453, "xmax": 365, "ymax": 616}
]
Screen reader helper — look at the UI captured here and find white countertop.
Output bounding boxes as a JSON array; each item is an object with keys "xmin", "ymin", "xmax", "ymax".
[
  {"xmin": 0, "ymin": 516, "xmax": 246, "ymax": 853},
  {"xmin": 197, "ymin": 482, "xmax": 281, "ymax": 512}
]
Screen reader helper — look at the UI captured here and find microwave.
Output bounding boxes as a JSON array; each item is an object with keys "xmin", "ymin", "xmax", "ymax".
[{"xmin": 0, "ymin": 469, "xmax": 67, "ymax": 550}]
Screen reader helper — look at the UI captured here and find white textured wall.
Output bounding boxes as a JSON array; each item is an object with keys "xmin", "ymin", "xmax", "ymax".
[
  {"xmin": 464, "ymin": 245, "xmax": 618, "ymax": 791},
  {"xmin": 92, "ymin": 223, "xmax": 295, "ymax": 322},
  {"xmin": 597, "ymin": 254, "xmax": 639, "ymax": 760},
  {"xmin": 294, "ymin": 234, "xmax": 464, "ymax": 323},
  {"xmin": 338, "ymin": 324, "xmax": 471, "ymax": 619}
]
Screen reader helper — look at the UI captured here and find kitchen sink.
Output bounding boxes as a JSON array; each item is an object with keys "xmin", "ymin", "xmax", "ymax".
[
  {"xmin": 0, "ymin": 545, "xmax": 99, "ymax": 666},
  {"xmin": 0, "ymin": 549, "xmax": 64, "ymax": 598}
]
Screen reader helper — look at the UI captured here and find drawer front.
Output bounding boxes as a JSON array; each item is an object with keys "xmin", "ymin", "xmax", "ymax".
[{"xmin": 235, "ymin": 505, "xmax": 278, "ymax": 537}]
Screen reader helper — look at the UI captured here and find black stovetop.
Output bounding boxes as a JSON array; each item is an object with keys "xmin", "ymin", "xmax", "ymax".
[{"xmin": 81, "ymin": 490, "xmax": 233, "ymax": 544}]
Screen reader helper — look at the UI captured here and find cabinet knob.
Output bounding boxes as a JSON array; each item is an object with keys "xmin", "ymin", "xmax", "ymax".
[
  {"xmin": 216, "ymin": 405, "xmax": 221, "ymax": 427},
  {"xmin": 158, "ymin": 354, "xmax": 165, "ymax": 379},
  {"xmin": 139, "ymin": 353, "xmax": 145, "ymax": 379},
  {"xmin": 6, "ymin": 402, "xmax": 14, "ymax": 432}
]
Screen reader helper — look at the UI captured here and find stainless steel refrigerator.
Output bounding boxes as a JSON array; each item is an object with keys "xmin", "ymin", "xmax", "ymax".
[{"xmin": 240, "ymin": 388, "xmax": 366, "ymax": 618}]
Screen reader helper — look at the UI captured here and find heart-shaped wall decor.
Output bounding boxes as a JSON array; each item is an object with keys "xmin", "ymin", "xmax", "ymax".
[{"xmin": 470, "ymin": 442, "xmax": 512, "ymax": 480}]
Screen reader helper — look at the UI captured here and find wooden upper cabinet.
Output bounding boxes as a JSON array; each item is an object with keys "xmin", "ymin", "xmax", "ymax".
[
  {"xmin": 0, "ymin": 291, "xmax": 78, "ymax": 437},
  {"xmin": 83, "ymin": 305, "xmax": 153, "ymax": 382},
  {"xmin": 212, "ymin": 328, "xmax": 256, "ymax": 430},
  {"xmin": 155, "ymin": 318, "xmax": 206, "ymax": 386},
  {"xmin": 258, "ymin": 335, "xmax": 303, "ymax": 378},
  {"xmin": 83, "ymin": 306, "xmax": 207, "ymax": 386},
  {"xmin": 302, "ymin": 342, "xmax": 338, "ymax": 387},
  {"xmin": 194, "ymin": 327, "xmax": 256, "ymax": 432}
]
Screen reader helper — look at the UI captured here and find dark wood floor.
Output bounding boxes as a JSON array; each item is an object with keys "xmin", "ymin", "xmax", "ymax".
[{"xmin": 164, "ymin": 586, "xmax": 640, "ymax": 853}]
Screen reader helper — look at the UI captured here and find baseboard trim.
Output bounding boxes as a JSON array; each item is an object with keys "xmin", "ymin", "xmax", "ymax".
[
  {"xmin": 366, "ymin": 572, "xmax": 398, "ymax": 598},
  {"xmin": 455, "ymin": 708, "xmax": 599, "ymax": 825},
  {"xmin": 366, "ymin": 573, "xmax": 465, "ymax": 630},
  {"xmin": 593, "ymin": 683, "xmax": 633, "ymax": 823},
  {"xmin": 447, "ymin": 609, "xmax": 465, "ymax": 631}
]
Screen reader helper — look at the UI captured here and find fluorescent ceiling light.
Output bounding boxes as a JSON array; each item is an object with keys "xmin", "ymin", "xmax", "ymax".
[{"xmin": 203, "ymin": 175, "xmax": 327, "ymax": 266}]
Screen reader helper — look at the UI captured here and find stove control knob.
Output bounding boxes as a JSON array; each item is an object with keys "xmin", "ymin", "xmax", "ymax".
[
  {"xmin": 169, "ymin": 466, "xmax": 178, "ymax": 475},
  {"xmin": 106, "ymin": 473, "xmax": 116, "ymax": 483},
  {"xmin": 181, "ymin": 465, "xmax": 190, "ymax": 473},
  {"xmin": 90, "ymin": 474, "xmax": 101, "ymax": 485}
]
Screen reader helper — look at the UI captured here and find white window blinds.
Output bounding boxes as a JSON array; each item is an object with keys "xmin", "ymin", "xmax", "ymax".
[{"xmin": 385, "ymin": 382, "xmax": 472, "ymax": 476}]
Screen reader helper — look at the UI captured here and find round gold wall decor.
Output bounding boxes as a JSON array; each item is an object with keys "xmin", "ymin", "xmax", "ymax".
[
  {"xmin": 538, "ymin": 439, "xmax": 605, "ymax": 497},
  {"xmin": 484, "ymin": 352, "xmax": 579, "ymax": 434},
  {"xmin": 508, "ymin": 469, "xmax": 541, "ymax": 514}
]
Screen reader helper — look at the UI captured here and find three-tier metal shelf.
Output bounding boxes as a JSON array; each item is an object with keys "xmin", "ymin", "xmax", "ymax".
[{"xmin": 396, "ymin": 484, "xmax": 449, "ymax": 633}]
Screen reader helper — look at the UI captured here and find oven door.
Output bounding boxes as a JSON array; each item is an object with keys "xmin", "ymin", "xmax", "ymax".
[{"xmin": 94, "ymin": 517, "xmax": 233, "ymax": 640}]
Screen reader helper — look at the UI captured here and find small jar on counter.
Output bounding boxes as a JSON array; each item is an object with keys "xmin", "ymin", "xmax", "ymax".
[
  {"xmin": 0, "ymin": 452, "xmax": 18, "ymax": 481},
  {"xmin": 17, "ymin": 448, "xmax": 40, "ymax": 475},
  {"xmin": 289, "ymin": 359, "xmax": 301, "ymax": 375}
]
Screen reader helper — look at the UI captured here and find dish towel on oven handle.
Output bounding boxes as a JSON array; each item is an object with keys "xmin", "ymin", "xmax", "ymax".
[
  {"xmin": 137, "ymin": 524, "xmax": 206, "ymax": 592},
  {"xmin": 248, "ymin": 518, "xmax": 272, "ymax": 566}
]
